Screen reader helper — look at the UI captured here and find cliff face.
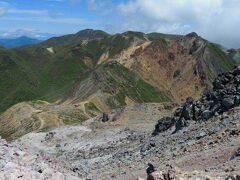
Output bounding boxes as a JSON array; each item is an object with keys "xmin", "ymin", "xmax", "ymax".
[{"xmin": 105, "ymin": 32, "xmax": 234, "ymax": 103}]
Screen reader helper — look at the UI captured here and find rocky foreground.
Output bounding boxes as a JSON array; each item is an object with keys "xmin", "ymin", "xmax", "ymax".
[
  {"xmin": 0, "ymin": 136, "xmax": 79, "ymax": 179},
  {"xmin": 1, "ymin": 67, "xmax": 240, "ymax": 179}
]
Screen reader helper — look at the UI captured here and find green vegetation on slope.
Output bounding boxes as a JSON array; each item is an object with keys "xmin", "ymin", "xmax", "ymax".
[
  {"xmin": 0, "ymin": 45, "xmax": 91, "ymax": 113},
  {"xmin": 207, "ymin": 43, "xmax": 235, "ymax": 69},
  {"xmin": 204, "ymin": 43, "xmax": 235, "ymax": 81},
  {"xmin": 99, "ymin": 62, "xmax": 170, "ymax": 107}
]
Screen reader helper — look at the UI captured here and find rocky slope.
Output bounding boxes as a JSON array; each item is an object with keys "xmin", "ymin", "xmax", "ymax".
[
  {"xmin": 4, "ymin": 67, "xmax": 240, "ymax": 179},
  {"xmin": 109, "ymin": 32, "xmax": 234, "ymax": 102},
  {"xmin": 10, "ymin": 101, "xmax": 240, "ymax": 179},
  {"xmin": 0, "ymin": 136, "xmax": 79, "ymax": 179},
  {"xmin": 0, "ymin": 29, "xmax": 237, "ymax": 150}
]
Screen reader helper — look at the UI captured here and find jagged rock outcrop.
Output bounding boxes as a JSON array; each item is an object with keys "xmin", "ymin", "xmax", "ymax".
[{"xmin": 153, "ymin": 66, "xmax": 240, "ymax": 135}]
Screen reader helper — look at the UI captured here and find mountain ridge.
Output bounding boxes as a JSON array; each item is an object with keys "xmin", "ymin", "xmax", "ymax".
[
  {"xmin": 0, "ymin": 29, "xmax": 236, "ymax": 114},
  {"xmin": 0, "ymin": 29, "xmax": 237, "ymax": 141},
  {"xmin": 40, "ymin": 29, "xmax": 110, "ymax": 47}
]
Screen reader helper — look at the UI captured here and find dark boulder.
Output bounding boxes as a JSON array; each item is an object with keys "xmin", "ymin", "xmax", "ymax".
[
  {"xmin": 230, "ymin": 147, "xmax": 240, "ymax": 160},
  {"xmin": 236, "ymin": 86, "xmax": 240, "ymax": 93},
  {"xmin": 45, "ymin": 132, "xmax": 55, "ymax": 141},
  {"xmin": 234, "ymin": 95, "xmax": 240, "ymax": 106},
  {"xmin": 232, "ymin": 66, "xmax": 240, "ymax": 76},
  {"xmin": 225, "ymin": 175, "xmax": 237, "ymax": 180},
  {"xmin": 221, "ymin": 97, "xmax": 235, "ymax": 110},
  {"xmin": 152, "ymin": 117, "xmax": 175, "ymax": 136},
  {"xmin": 180, "ymin": 97, "xmax": 194, "ymax": 120},
  {"xmin": 181, "ymin": 107, "xmax": 191, "ymax": 120},
  {"xmin": 213, "ymin": 80, "xmax": 224, "ymax": 90},
  {"xmin": 102, "ymin": 112, "xmax": 109, "ymax": 122},
  {"xmin": 173, "ymin": 117, "xmax": 187, "ymax": 134},
  {"xmin": 201, "ymin": 110, "xmax": 213, "ymax": 120},
  {"xmin": 146, "ymin": 163, "xmax": 156, "ymax": 175}
]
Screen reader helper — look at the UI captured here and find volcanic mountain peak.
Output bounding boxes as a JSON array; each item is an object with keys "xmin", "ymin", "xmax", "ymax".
[
  {"xmin": 74, "ymin": 29, "xmax": 110, "ymax": 41},
  {"xmin": 76, "ymin": 29, "xmax": 109, "ymax": 36},
  {"xmin": 185, "ymin": 32, "xmax": 199, "ymax": 38},
  {"xmin": 40, "ymin": 29, "xmax": 109, "ymax": 47}
]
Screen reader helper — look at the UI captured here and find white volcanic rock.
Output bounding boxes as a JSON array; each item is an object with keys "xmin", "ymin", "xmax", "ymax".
[
  {"xmin": 11, "ymin": 104, "xmax": 240, "ymax": 179},
  {"xmin": 1, "ymin": 103, "xmax": 240, "ymax": 179},
  {"xmin": 0, "ymin": 136, "xmax": 81, "ymax": 180}
]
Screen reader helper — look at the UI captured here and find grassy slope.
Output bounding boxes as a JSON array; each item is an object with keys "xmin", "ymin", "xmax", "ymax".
[
  {"xmin": 97, "ymin": 62, "xmax": 170, "ymax": 108},
  {"xmin": 0, "ymin": 48, "xmax": 38, "ymax": 112},
  {"xmin": 0, "ymin": 45, "xmax": 90, "ymax": 113},
  {"xmin": 204, "ymin": 43, "xmax": 235, "ymax": 81}
]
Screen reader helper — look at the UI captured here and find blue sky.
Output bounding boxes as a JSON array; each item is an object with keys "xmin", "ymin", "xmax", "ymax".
[
  {"xmin": 0, "ymin": 0, "xmax": 127, "ymax": 38},
  {"xmin": 0, "ymin": 0, "xmax": 240, "ymax": 48}
]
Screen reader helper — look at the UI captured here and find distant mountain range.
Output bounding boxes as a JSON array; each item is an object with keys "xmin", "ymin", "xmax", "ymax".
[{"xmin": 0, "ymin": 36, "xmax": 41, "ymax": 48}]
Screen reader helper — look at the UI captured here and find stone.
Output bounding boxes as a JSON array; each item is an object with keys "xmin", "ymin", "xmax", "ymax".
[
  {"xmin": 102, "ymin": 112, "xmax": 109, "ymax": 122},
  {"xmin": 56, "ymin": 144, "xmax": 61, "ymax": 148},
  {"xmin": 196, "ymin": 132, "xmax": 206, "ymax": 140},
  {"xmin": 222, "ymin": 97, "xmax": 234, "ymax": 110},
  {"xmin": 45, "ymin": 132, "xmax": 55, "ymax": 141},
  {"xmin": 236, "ymin": 86, "xmax": 240, "ymax": 93},
  {"xmin": 202, "ymin": 110, "xmax": 213, "ymax": 120},
  {"xmin": 232, "ymin": 66, "xmax": 240, "ymax": 76},
  {"xmin": 230, "ymin": 147, "xmax": 240, "ymax": 160},
  {"xmin": 152, "ymin": 117, "xmax": 175, "ymax": 136},
  {"xmin": 225, "ymin": 175, "xmax": 237, "ymax": 180},
  {"xmin": 234, "ymin": 95, "xmax": 240, "ymax": 105},
  {"xmin": 146, "ymin": 163, "xmax": 155, "ymax": 175},
  {"xmin": 173, "ymin": 118, "xmax": 187, "ymax": 133},
  {"xmin": 213, "ymin": 80, "xmax": 224, "ymax": 90},
  {"xmin": 181, "ymin": 107, "xmax": 191, "ymax": 120}
]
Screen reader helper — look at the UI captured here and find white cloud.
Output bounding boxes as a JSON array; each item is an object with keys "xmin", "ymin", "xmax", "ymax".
[
  {"xmin": 8, "ymin": 9, "xmax": 49, "ymax": 15},
  {"xmin": 1, "ymin": 16, "xmax": 89, "ymax": 25},
  {"xmin": 117, "ymin": 0, "xmax": 240, "ymax": 48},
  {"xmin": 86, "ymin": 0, "xmax": 113, "ymax": 15},
  {"xmin": 0, "ymin": 28, "xmax": 56, "ymax": 39}
]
